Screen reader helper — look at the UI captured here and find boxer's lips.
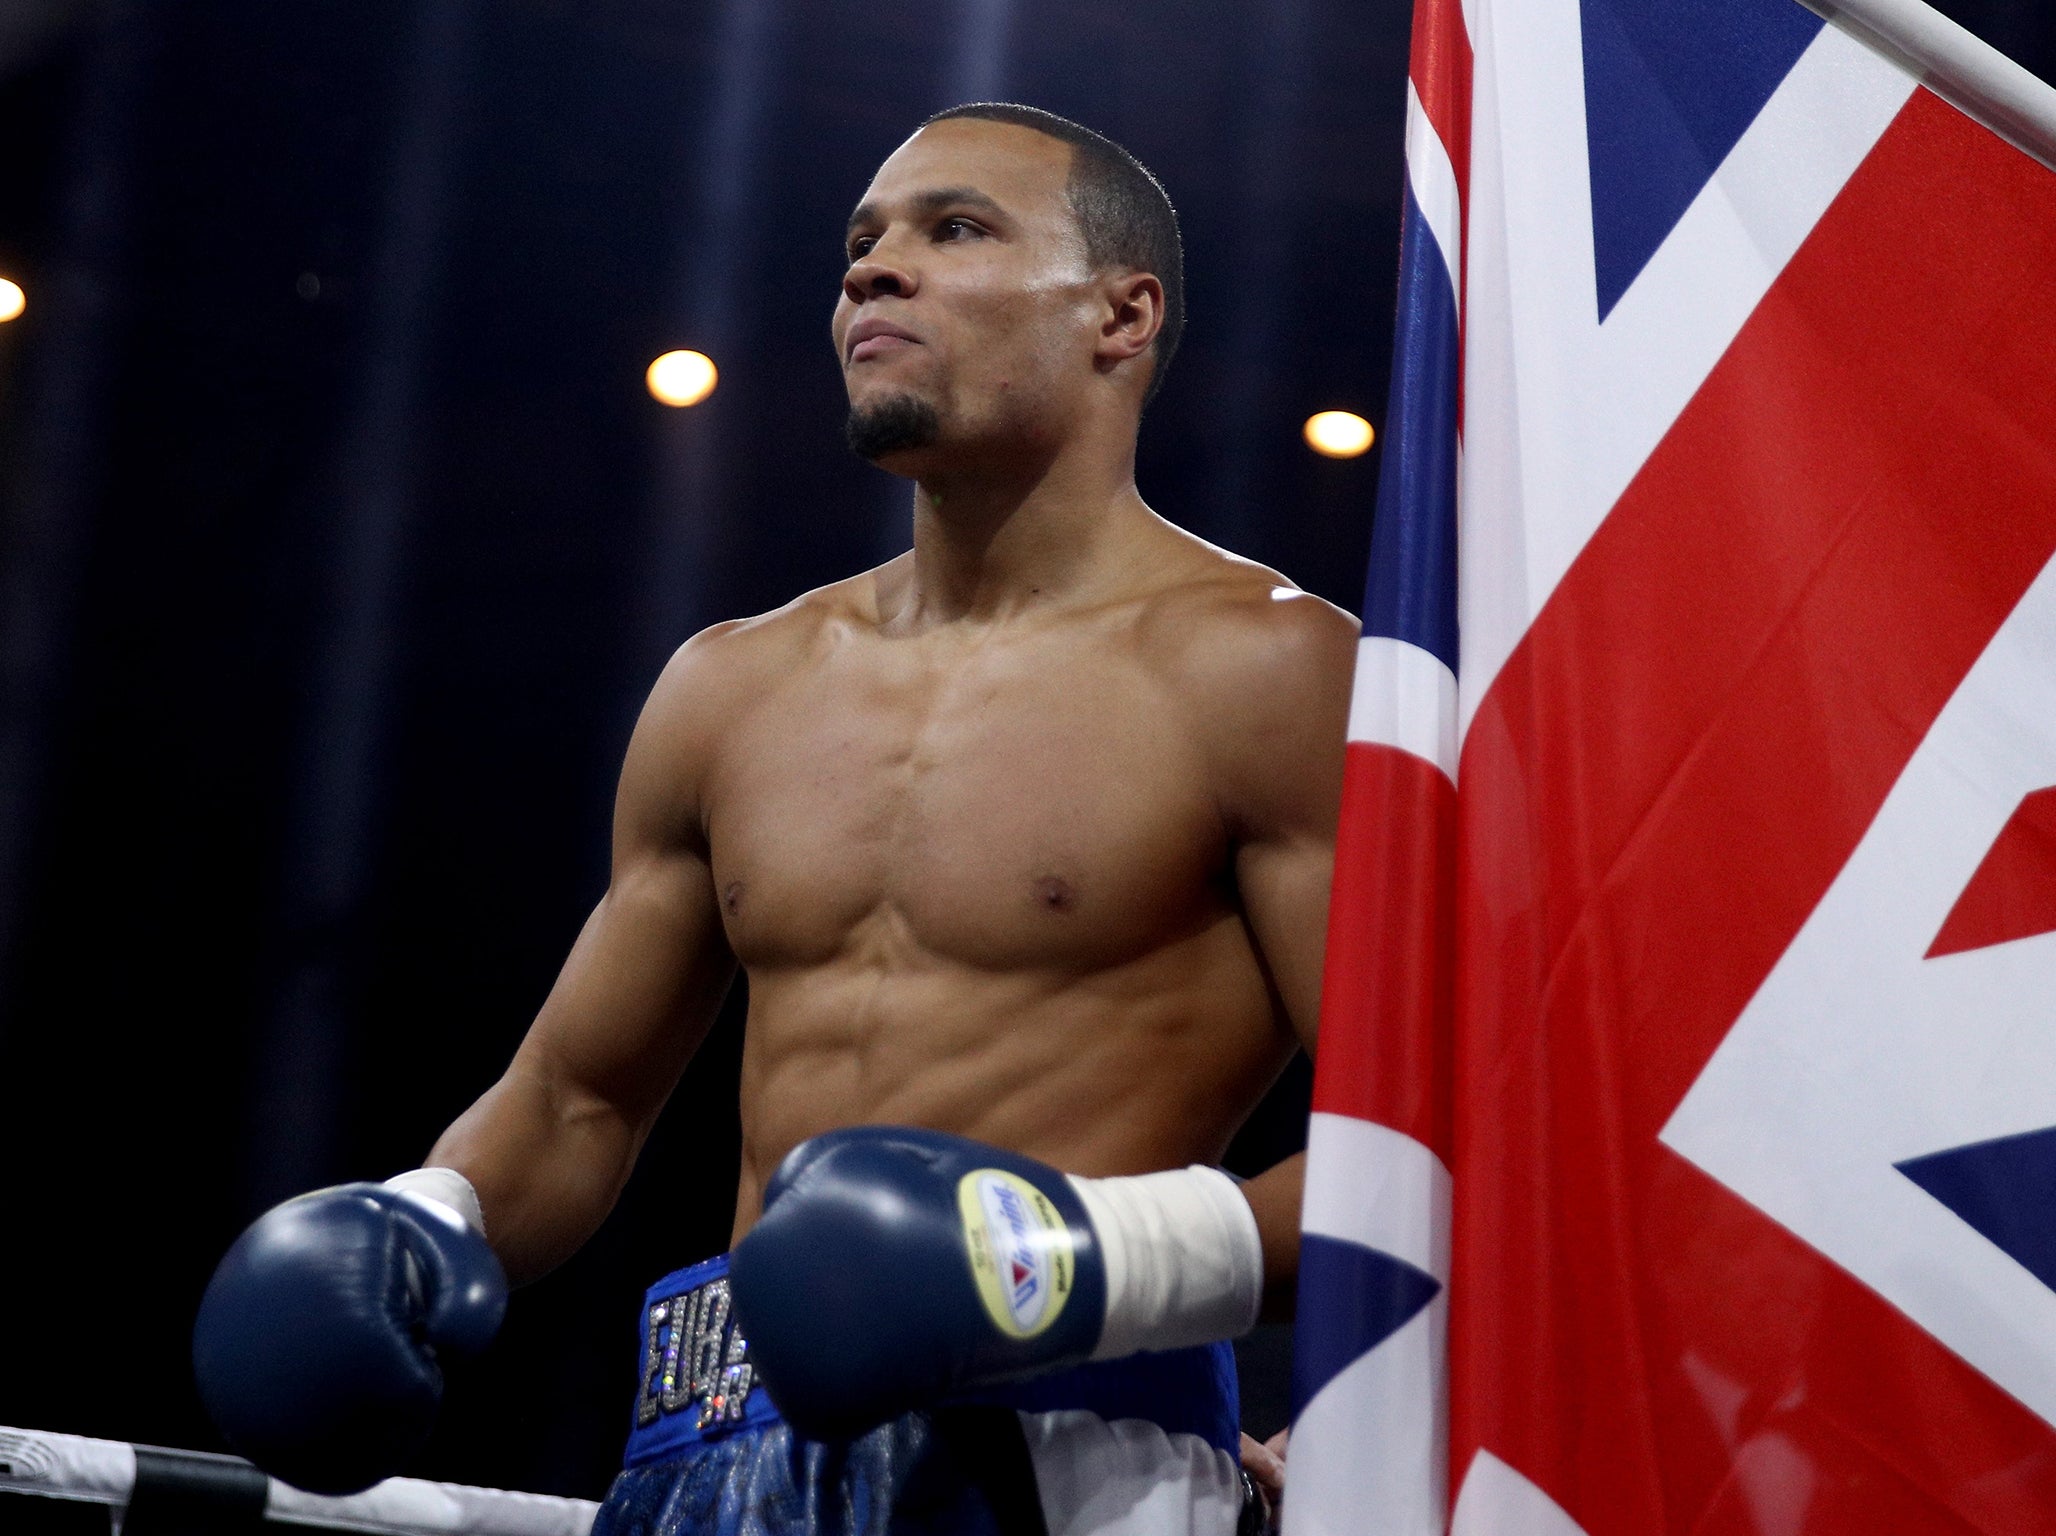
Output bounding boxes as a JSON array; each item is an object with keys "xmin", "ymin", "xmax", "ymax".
[{"xmin": 846, "ymin": 319, "xmax": 920, "ymax": 364}]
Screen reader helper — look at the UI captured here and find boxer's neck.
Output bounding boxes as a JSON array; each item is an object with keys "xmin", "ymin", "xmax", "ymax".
[{"xmin": 897, "ymin": 432, "xmax": 1150, "ymax": 627}]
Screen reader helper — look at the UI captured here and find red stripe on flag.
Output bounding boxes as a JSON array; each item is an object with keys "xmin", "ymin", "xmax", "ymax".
[
  {"xmin": 1453, "ymin": 90, "xmax": 2056, "ymax": 1533},
  {"xmin": 1410, "ymin": 0, "xmax": 1473, "ymax": 212},
  {"xmin": 1312, "ymin": 739, "xmax": 1455, "ymax": 1163},
  {"xmin": 1926, "ymin": 784, "xmax": 2056, "ymax": 957}
]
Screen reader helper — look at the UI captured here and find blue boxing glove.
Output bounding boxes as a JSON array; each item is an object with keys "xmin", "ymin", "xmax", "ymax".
[
  {"xmin": 728, "ymin": 1126, "xmax": 1264, "ymax": 1441},
  {"xmin": 192, "ymin": 1173, "xmax": 505, "ymax": 1494}
]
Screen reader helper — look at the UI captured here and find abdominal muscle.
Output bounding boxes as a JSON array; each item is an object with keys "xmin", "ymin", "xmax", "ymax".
[{"xmin": 726, "ymin": 902, "xmax": 1294, "ymax": 1246}]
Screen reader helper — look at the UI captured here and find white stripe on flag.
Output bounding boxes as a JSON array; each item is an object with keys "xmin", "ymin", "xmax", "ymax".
[
  {"xmin": 1660, "ymin": 547, "xmax": 2056, "ymax": 1432},
  {"xmin": 1812, "ymin": 0, "xmax": 2056, "ymax": 170},
  {"xmin": 1346, "ymin": 636, "xmax": 1459, "ymax": 783},
  {"xmin": 1450, "ymin": 1451, "xmax": 1592, "ymax": 1536},
  {"xmin": 1457, "ymin": 6, "xmax": 1916, "ymax": 746},
  {"xmin": 1406, "ymin": 79, "xmax": 1465, "ymax": 303},
  {"xmin": 1282, "ymin": 1296, "xmax": 1448, "ymax": 1536},
  {"xmin": 1302, "ymin": 1111, "xmax": 1452, "ymax": 1284}
]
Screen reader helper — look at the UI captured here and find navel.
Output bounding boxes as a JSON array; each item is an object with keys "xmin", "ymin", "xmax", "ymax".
[
  {"xmin": 723, "ymin": 880, "xmax": 746, "ymax": 917},
  {"xmin": 1032, "ymin": 874, "xmax": 1077, "ymax": 913}
]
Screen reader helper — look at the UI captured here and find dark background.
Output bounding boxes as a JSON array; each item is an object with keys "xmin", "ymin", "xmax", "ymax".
[{"xmin": 0, "ymin": 0, "xmax": 2051, "ymax": 1505}]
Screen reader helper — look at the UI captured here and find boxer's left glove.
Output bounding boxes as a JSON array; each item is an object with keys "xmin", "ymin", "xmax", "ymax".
[
  {"xmin": 192, "ymin": 1173, "xmax": 506, "ymax": 1495},
  {"xmin": 729, "ymin": 1126, "xmax": 1263, "ymax": 1441}
]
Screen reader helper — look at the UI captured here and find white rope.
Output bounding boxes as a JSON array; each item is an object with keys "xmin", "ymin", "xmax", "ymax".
[
  {"xmin": 0, "ymin": 1426, "xmax": 598, "ymax": 1536},
  {"xmin": 0, "ymin": 1425, "xmax": 134, "ymax": 1506},
  {"xmin": 266, "ymin": 1476, "xmax": 598, "ymax": 1536}
]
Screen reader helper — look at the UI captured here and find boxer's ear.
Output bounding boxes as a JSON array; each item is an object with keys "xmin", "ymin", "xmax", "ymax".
[{"xmin": 1094, "ymin": 271, "xmax": 1164, "ymax": 372}]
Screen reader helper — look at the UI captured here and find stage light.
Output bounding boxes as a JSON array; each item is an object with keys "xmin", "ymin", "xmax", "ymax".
[
  {"xmin": 0, "ymin": 278, "xmax": 24, "ymax": 323},
  {"xmin": 647, "ymin": 349, "xmax": 717, "ymax": 406},
  {"xmin": 1303, "ymin": 410, "xmax": 1374, "ymax": 458}
]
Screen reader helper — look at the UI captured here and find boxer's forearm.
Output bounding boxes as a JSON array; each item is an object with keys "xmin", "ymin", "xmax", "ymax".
[
  {"xmin": 424, "ymin": 844, "xmax": 731, "ymax": 1283},
  {"xmin": 1239, "ymin": 1151, "xmax": 1306, "ymax": 1321},
  {"xmin": 427, "ymin": 1062, "xmax": 651, "ymax": 1286}
]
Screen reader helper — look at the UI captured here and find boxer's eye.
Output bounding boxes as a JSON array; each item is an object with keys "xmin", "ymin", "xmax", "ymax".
[{"xmin": 934, "ymin": 217, "xmax": 982, "ymax": 243}]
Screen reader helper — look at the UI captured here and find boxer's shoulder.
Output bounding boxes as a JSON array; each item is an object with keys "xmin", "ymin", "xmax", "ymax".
[
  {"xmin": 1123, "ymin": 536, "xmax": 1358, "ymax": 826},
  {"xmin": 1131, "ymin": 549, "xmax": 1357, "ymax": 715},
  {"xmin": 618, "ymin": 578, "xmax": 879, "ymax": 848},
  {"xmin": 642, "ymin": 574, "xmax": 882, "ymax": 723}
]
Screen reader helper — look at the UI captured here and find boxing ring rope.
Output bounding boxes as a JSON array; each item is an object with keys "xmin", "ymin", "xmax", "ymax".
[{"xmin": 0, "ymin": 1426, "xmax": 597, "ymax": 1535}]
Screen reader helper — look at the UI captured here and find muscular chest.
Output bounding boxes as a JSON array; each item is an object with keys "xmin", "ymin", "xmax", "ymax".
[{"xmin": 704, "ymin": 633, "xmax": 1225, "ymax": 970}]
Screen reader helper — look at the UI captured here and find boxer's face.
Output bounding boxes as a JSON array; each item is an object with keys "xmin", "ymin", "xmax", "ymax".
[{"xmin": 835, "ymin": 119, "xmax": 1109, "ymax": 472}]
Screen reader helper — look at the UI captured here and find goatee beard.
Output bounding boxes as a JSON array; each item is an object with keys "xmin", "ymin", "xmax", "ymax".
[{"xmin": 845, "ymin": 394, "xmax": 940, "ymax": 462}]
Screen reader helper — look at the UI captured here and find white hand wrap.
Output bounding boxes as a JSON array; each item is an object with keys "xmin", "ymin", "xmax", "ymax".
[
  {"xmin": 384, "ymin": 1166, "xmax": 487, "ymax": 1237},
  {"xmin": 1067, "ymin": 1165, "xmax": 1265, "ymax": 1361}
]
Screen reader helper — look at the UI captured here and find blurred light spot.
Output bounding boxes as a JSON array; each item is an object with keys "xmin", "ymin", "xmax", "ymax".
[
  {"xmin": 1304, "ymin": 410, "xmax": 1374, "ymax": 458},
  {"xmin": 296, "ymin": 271, "xmax": 322, "ymax": 300},
  {"xmin": 0, "ymin": 278, "xmax": 24, "ymax": 323},
  {"xmin": 648, "ymin": 349, "xmax": 718, "ymax": 407}
]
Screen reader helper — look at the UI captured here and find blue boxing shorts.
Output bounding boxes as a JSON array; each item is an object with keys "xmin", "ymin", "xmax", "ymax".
[{"xmin": 590, "ymin": 1255, "xmax": 1254, "ymax": 1536}]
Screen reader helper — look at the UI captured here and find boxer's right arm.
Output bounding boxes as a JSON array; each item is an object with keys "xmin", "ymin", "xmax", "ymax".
[
  {"xmin": 193, "ymin": 632, "xmax": 748, "ymax": 1490},
  {"xmin": 425, "ymin": 629, "xmax": 743, "ymax": 1284}
]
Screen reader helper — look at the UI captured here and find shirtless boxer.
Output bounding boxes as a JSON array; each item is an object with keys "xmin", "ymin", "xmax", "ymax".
[{"xmin": 194, "ymin": 104, "xmax": 1353, "ymax": 1533}]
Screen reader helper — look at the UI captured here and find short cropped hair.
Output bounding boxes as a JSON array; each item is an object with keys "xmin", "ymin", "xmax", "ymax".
[{"xmin": 922, "ymin": 102, "xmax": 1184, "ymax": 406}]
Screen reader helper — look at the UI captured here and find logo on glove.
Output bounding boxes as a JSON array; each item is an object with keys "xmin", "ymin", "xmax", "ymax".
[{"xmin": 958, "ymin": 1169, "xmax": 1075, "ymax": 1338}]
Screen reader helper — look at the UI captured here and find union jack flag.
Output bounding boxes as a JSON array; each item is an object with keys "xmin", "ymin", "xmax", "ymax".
[{"xmin": 1288, "ymin": 0, "xmax": 2056, "ymax": 1530}]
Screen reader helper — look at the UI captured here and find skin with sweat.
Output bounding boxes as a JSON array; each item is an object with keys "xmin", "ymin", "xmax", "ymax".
[{"xmin": 429, "ymin": 119, "xmax": 1356, "ymax": 1334}]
